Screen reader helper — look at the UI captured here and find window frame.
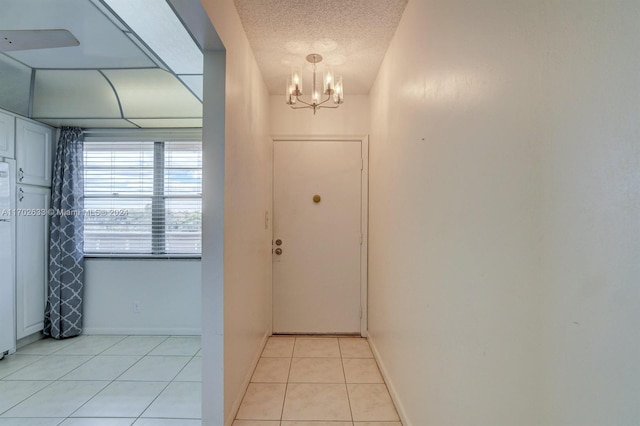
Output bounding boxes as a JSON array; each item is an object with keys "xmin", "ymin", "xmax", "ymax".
[{"xmin": 82, "ymin": 129, "xmax": 202, "ymax": 259}]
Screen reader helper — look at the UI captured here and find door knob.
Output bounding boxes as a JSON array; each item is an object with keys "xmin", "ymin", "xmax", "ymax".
[
  {"xmin": 275, "ymin": 239, "xmax": 282, "ymax": 246},
  {"xmin": 275, "ymin": 248, "xmax": 283, "ymax": 255}
]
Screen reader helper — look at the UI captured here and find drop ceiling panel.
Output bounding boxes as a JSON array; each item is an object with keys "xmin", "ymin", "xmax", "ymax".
[
  {"xmin": 179, "ymin": 75, "xmax": 204, "ymax": 101},
  {"xmin": 37, "ymin": 118, "xmax": 138, "ymax": 129},
  {"xmin": 102, "ymin": 69, "xmax": 202, "ymax": 118},
  {"xmin": 0, "ymin": 0, "xmax": 154, "ymax": 69},
  {"xmin": 103, "ymin": 0, "xmax": 203, "ymax": 74},
  {"xmin": 32, "ymin": 70, "xmax": 122, "ymax": 118},
  {"xmin": 129, "ymin": 118, "xmax": 203, "ymax": 128},
  {"xmin": 0, "ymin": 53, "xmax": 31, "ymax": 116}
]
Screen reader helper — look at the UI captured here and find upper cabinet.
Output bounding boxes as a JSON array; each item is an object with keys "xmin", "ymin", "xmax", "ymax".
[
  {"xmin": 16, "ymin": 118, "xmax": 54, "ymax": 187},
  {"xmin": 0, "ymin": 111, "xmax": 15, "ymax": 159}
]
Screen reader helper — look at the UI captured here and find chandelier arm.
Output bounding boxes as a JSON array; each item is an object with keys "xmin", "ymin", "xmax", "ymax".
[
  {"xmin": 316, "ymin": 94, "xmax": 334, "ymax": 107},
  {"xmin": 294, "ymin": 97, "xmax": 314, "ymax": 107},
  {"xmin": 285, "ymin": 53, "xmax": 343, "ymax": 113}
]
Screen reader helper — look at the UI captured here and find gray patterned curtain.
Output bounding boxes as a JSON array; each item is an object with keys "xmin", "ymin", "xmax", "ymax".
[{"xmin": 44, "ymin": 127, "xmax": 84, "ymax": 339}]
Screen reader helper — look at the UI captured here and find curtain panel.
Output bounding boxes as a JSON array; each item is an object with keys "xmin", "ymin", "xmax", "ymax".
[{"xmin": 44, "ymin": 127, "xmax": 85, "ymax": 339}]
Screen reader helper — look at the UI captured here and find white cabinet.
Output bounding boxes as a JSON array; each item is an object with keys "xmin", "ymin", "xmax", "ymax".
[
  {"xmin": 16, "ymin": 119, "xmax": 53, "ymax": 187},
  {"xmin": 0, "ymin": 160, "xmax": 16, "ymax": 356},
  {"xmin": 15, "ymin": 185, "xmax": 50, "ymax": 339},
  {"xmin": 0, "ymin": 111, "xmax": 15, "ymax": 159}
]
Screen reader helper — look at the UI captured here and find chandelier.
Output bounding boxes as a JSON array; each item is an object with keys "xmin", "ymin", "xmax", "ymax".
[{"xmin": 285, "ymin": 53, "xmax": 344, "ymax": 114}]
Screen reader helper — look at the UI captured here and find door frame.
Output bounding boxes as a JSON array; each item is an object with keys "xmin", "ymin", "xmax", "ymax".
[{"xmin": 270, "ymin": 135, "xmax": 369, "ymax": 337}]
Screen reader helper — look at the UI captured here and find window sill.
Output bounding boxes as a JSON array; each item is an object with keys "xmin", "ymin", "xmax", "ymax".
[{"xmin": 83, "ymin": 254, "xmax": 201, "ymax": 260}]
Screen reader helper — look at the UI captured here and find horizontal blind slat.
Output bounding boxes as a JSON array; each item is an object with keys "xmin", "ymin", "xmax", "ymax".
[{"xmin": 83, "ymin": 140, "xmax": 202, "ymax": 256}]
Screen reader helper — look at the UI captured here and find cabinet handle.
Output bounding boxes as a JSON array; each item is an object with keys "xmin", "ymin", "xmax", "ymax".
[
  {"xmin": 18, "ymin": 167, "xmax": 24, "ymax": 182},
  {"xmin": 18, "ymin": 188, "xmax": 24, "ymax": 202}
]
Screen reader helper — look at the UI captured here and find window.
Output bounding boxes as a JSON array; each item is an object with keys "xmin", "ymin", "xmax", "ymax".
[{"xmin": 83, "ymin": 140, "xmax": 202, "ymax": 256}]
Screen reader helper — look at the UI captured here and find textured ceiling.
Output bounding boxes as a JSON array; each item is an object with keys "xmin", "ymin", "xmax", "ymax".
[{"xmin": 234, "ymin": 0, "xmax": 408, "ymax": 95}]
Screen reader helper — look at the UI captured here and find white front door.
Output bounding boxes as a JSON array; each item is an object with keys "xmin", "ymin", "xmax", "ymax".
[{"xmin": 272, "ymin": 139, "xmax": 365, "ymax": 334}]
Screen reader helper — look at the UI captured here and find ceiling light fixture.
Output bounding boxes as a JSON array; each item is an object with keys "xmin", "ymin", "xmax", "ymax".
[{"xmin": 286, "ymin": 53, "xmax": 343, "ymax": 114}]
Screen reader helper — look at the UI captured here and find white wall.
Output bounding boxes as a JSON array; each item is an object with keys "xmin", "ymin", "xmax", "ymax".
[
  {"xmin": 537, "ymin": 2, "xmax": 640, "ymax": 424},
  {"xmin": 200, "ymin": 2, "xmax": 273, "ymax": 425},
  {"xmin": 83, "ymin": 259, "xmax": 201, "ymax": 335},
  {"xmin": 201, "ymin": 49, "xmax": 226, "ymax": 426},
  {"xmin": 369, "ymin": 1, "xmax": 640, "ymax": 425},
  {"xmin": 270, "ymin": 95, "xmax": 370, "ymax": 136}
]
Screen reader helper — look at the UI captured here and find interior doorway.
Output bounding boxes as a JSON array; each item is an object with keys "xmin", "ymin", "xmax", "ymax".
[{"xmin": 272, "ymin": 137, "xmax": 369, "ymax": 335}]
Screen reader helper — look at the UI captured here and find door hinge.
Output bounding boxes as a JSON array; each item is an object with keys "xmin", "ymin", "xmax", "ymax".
[
  {"xmin": 360, "ymin": 233, "xmax": 363, "ymax": 245},
  {"xmin": 360, "ymin": 307, "xmax": 363, "ymax": 318},
  {"xmin": 361, "ymin": 158, "xmax": 364, "ymax": 170}
]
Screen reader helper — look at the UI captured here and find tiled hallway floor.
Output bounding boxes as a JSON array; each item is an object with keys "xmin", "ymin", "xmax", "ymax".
[
  {"xmin": 1, "ymin": 335, "xmax": 400, "ymax": 425},
  {"xmin": 0, "ymin": 335, "xmax": 201, "ymax": 425},
  {"xmin": 233, "ymin": 336, "xmax": 402, "ymax": 426}
]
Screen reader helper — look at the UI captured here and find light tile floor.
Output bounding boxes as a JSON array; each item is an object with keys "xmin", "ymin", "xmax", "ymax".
[
  {"xmin": 233, "ymin": 336, "xmax": 402, "ymax": 426},
  {"xmin": 1, "ymin": 335, "xmax": 401, "ymax": 426},
  {"xmin": 0, "ymin": 335, "xmax": 201, "ymax": 426}
]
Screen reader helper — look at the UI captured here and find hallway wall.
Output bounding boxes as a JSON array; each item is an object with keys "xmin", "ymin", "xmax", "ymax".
[
  {"xmin": 368, "ymin": 1, "xmax": 640, "ymax": 425},
  {"xmin": 200, "ymin": 1, "xmax": 272, "ymax": 425},
  {"xmin": 536, "ymin": 2, "xmax": 640, "ymax": 424}
]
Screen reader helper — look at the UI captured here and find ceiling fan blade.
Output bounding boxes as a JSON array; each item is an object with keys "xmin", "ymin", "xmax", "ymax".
[{"xmin": 0, "ymin": 29, "xmax": 80, "ymax": 52}]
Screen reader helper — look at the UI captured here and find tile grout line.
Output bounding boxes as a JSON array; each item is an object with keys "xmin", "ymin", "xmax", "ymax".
[
  {"xmin": 66, "ymin": 335, "xmax": 169, "ymax": 420},
  {"xmin": 278, "ymin": 336, "xmax": 296, "ymax": 422},
  {"xmin": 119, "ymin": 334, "xmax": 200, "ymax": 423},
  {"xmin": 1, "ymin": 335, "xmax": 202, "ymax": 424},
  {"xmin": 0, "ymin": 379, "xmax": 57, "ymax": 417},
  {"xmin": 64, "ymin": 335, "xmax": 169, "ymax": 419},
  {"xmin": 0, "ymin": 337, "xmax": 113, "ymax": 417},
  {"xmin": 0, "ymin": 353, "xmax": 46, "ymax": 379},
  {"xmin": 339, "ymin": 337, "xmax": 356, "ymax": 425}
]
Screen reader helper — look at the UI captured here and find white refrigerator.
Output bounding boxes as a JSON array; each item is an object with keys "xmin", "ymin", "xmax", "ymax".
[{"xmin": 0, "ymin": 159, "xmax": 16, "ymax": 358}]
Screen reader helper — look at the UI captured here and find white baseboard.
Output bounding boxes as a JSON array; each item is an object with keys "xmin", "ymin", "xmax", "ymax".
[
  {"xmin": 368, "ymin": 334, "xmax": 411, "ymax": 426},
  {"xmin": 16, "ymin": 332, "xmax": 44, "ymax": 349},
  {"xmin": 82, "ymin": 327, "xmax": 202, "ymax": 336},
  {"xmin": 225, "ymin": 330, "xmax": 271, "ymax": 426}
]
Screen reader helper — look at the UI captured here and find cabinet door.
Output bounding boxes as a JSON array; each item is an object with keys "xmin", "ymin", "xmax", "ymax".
[
  {"xmin": 16, "ymin": 119, "xmax": 53, "ymax": 187},
  {"xmin": 0, "ymin": 111, "xmax": 15, "ymax": 159},
  {"xmin": 16, "ymin": 185, "xmax": 50, "ymax": 339},
  {"xmin": 0, "ymin": 161, "xmax": 16, "ymax": 354}
]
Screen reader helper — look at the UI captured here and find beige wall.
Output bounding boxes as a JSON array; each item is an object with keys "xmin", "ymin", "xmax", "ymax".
[
  {"xmin": 197, "ymin": 0, "xmax": 640, "ymax": 423},
  {"xmin": 537, "ymin": 2, "xmax": 640, "ymax": 424},
  {"xmin": 369, "ymin": 2, "xmax": 542, "ymax": 424},
  {"xmin": 200, "ymin": 1, "xmax": 272, "ymax": 425},
  {"xmin": 369, "ymin": 1, "xmax": 640, "ymax": 425}
]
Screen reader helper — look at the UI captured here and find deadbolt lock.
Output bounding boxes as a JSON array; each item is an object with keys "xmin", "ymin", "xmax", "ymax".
[{"xmin": 275, "ymin": 239, "xmax": 282, "ymax": 245}]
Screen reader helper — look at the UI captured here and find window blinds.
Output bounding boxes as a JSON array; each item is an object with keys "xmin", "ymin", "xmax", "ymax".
[{"xmin": 83, "ymin": 140, "xmax": 202, "ymax": 256}]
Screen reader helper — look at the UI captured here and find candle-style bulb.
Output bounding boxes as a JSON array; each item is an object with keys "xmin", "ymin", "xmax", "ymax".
[
  {"xmin": 324, "ymin": 69, "xmax": 334, "ymax": 95},
  {"xmin": 291, "ymin": 67, "xmax": 302, "ymax": 96},
  {"xmin": 286, "ymin": 77, "xmax": 297, "ymax": 105},
  {"xmin": 333, "ymin": 76, "xmax": 344, "ymax": 104}
]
